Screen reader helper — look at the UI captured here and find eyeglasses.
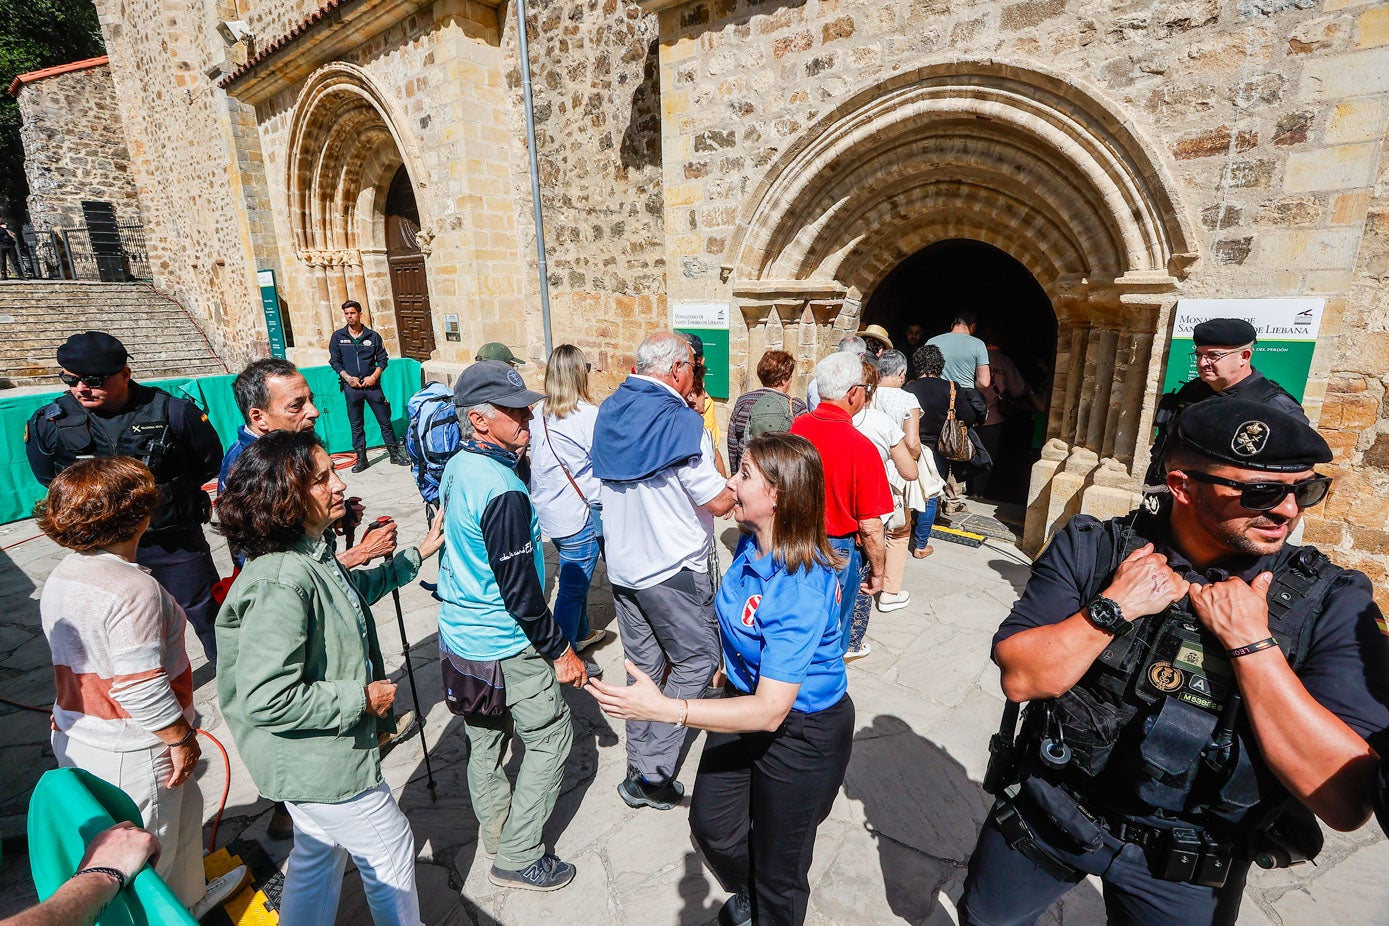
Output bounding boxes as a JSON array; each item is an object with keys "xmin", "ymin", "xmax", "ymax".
[
  {"xmin": 1190, "ymin": 348, "xmax": 1245, "ymax": 365},
  {"xmin": 1181, "ymin": 470, "xmax": 1332, "ymax": 511},
  {"xmin": 59, "ymin": 371, "xmax": 113, "ymax": 388}
]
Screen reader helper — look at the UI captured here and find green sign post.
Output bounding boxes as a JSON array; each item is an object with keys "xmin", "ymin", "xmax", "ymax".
[
  {"xmin": 1159, "ymin": 298, "xmax": 1324, "ymax": 402},
  {"xmin": 673, "ymin": 302, "xmax": 731, "ymax": 399},
  {"xmin": 257, "ymin": 268, "xmax": 288, "ymax": 359}
]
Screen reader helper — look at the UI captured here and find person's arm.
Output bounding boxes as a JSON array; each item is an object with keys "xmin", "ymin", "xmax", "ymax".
[
  {"xmin": 1, "ymin": 823, "xmax": 160, "ymax": 926},
  {"xmin": 328, "ymin": 331, "xmax": 346, "ymax": 376},
  {"xmin": 888, "ymin": 438, "xmax": 918, "ymax": 481},
  {"xmin": 479, "ymin": 489, "xmax": 577, "ymax": 665},
  {"xmin": 974, "ymin": 364, "xmax": 991, "ymax": 391},
  {"xmin": 858, "ymin": 518, "xmax": 885, "ymax": 594},
  {"xmin": 173, "ymin": 401, "xmax": 224, "ymax": 483},
  {"xmin": 366, "ymin": 337, "xmax": 389, "ymax": 387},
  {"xmin": 590, "ymin": 660, "xmax": 799, "ymax": 733},
  {"xmin": 679, "ymin": 432, "xmax": 735, "ymax": 516},
  {"xmin": 903, "ymin": 407, "xmax": 922, "ymax": 459},
  {"xmin": 1190, "ymin": 573, "xmax": 1382, "ymax": 831},
  {"xmin": 24, "ymin": 409, "xmax": 58, "ymax": 486},
  {"xmin": 994, "ymin": 542, "xmax": 1189, "ymax": 701}
]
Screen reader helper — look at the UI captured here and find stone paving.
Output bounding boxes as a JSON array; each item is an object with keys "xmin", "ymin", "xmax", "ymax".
[{"xmin": 2, "ymin": 454, "xmax": 1387, "ymax": 924}]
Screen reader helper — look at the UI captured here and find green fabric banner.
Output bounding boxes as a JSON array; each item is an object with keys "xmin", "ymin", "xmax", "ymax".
[{"xmin": 0, "ymin": 361, "xmax": 422, "ymax": 526}]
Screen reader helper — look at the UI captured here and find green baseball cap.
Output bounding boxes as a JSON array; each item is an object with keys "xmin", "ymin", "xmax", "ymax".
[{"xmin": 476, "ymin": 342, "xmax": 525, "ymax": 366}]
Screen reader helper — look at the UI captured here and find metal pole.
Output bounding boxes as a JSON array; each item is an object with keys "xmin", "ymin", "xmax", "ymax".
[{"xmin": 514, "ymin": 0, "xmax": 553, "ymax": 359}]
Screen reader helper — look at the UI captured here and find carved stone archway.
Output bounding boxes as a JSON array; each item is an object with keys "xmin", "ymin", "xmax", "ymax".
[
  {"xmin": 284, "ymin": 62, "xmax": 434, "ymax": 355},
  {"xmin": 725, "ymin": 60, "xmax": 1197, "ymax": 550}
]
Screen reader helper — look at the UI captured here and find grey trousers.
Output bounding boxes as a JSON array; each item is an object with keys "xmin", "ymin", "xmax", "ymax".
[{"xmin": 612, "ymin": 568, "xmax": 720, "ymax": 784}]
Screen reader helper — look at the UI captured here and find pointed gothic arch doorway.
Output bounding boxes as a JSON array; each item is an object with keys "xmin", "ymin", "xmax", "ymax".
[
  {"xmin": 385, "ymin": 167, "xmax": 436, "ymax": 361},
  {"xmin": 863, "ymin": 239, "xmax": 1057, "ymax": 504}
]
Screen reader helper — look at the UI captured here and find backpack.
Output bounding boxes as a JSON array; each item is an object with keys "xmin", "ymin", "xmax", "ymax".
[
  {"xmin": 405, "ymin": 382, "xmax": 461, "ymax": 503},
  {"xmin": 745, "ymin": 391, "xmax": 795, "ymax": 439}
]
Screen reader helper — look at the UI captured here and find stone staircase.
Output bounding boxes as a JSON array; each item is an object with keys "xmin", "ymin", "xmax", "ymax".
[{"xmin": 0, "ymin": 281, "xmax": 229, "ymax": 387}]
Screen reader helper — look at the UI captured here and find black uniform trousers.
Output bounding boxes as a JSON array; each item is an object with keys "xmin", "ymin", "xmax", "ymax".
[
  {"xmin": 959, "ymin": 801, "xmax": 1251, "ymax": 926},
  {"xmin": 343, "ymin": 384, "xmax": 400, "ymax": 454},
  {"xmin": 690, "ymin": 693, "xmax": 854, "ymax": 926},
  {"xmin": 0, "ymin": 245, "xmax": 21, "ymax": 279},
  {"xmin": 137, "ymin": 528, "xmax": 220, "ymax": 662}
]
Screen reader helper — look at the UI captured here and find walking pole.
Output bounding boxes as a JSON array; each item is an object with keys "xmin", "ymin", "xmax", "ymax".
[{"xmin": 363, "ymin": 516, "xmax": 439, "ymax": 802}]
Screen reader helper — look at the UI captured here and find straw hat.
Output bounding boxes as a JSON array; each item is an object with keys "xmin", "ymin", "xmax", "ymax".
[{"xmin": 855, "ymin": 324, "xmax": 894, "ymax": 349}]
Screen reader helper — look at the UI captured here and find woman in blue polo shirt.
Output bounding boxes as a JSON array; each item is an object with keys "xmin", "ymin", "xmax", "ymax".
[{"xmin": 587, "ymin": 432, "xmax": 853, "ymax": 926}]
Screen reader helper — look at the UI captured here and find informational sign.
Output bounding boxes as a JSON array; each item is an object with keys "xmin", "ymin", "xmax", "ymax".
[
  {"xmin": 1160, "ymin": 298, "xmax": 1324, "ymax": 402},
  {"xmin": 444, "ymin": 313, "xmax": 461, "ymax": 342},
  {"xmin": 256, "ymin": 269, "xmax": 288, "ymax": 359},
  {"xmin": 673, "ymin": 302, "xmax": 731, "ymax": 399}
]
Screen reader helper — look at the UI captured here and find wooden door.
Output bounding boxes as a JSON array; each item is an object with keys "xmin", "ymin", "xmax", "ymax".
[{"xmin": 385, "ymin": 168, "xmax": 436, "ymax": 361}]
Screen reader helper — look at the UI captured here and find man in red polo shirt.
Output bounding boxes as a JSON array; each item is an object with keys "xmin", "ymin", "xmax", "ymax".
[{"xmin": 791, "ymin": 350, "xmax": 893, "ymax": 653}]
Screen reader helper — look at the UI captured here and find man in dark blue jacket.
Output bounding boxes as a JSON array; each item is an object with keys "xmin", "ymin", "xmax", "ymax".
[{"xmin": 328, "ymin": 300, "xmax": 409, "ymax": 472}]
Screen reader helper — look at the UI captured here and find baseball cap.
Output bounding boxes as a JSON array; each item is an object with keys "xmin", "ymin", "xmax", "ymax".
[
  {"xmin": 453, "ymin": 360, "xmax": 545, "ymax": 409},
  {"xmin": 476, "ymin": 342, "xmax": 525, "ymax": 366}
]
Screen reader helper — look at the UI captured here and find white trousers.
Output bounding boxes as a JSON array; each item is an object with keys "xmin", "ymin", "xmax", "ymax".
[
  {"xmin": 279, "ymin": 782, "xmax": 422, "ymax": 926},
  {"xmin": 53, "ymin": 731, "xmax": 206, "ymax": 906}
]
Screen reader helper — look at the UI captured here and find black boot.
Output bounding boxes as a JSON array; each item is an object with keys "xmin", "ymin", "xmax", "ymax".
[
  {"xmin": 351, "ymin": 452, "xmax": 369, "ymax": 473},
  {"xmin": 388, "ymin": 445, "xmax": 410, "ymax": 466}
]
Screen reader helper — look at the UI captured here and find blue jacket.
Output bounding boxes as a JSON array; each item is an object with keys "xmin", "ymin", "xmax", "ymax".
[
  {"xmin": 329, "ymin": 325, "xmax": 389, "ymax": 382},
  {"xmin": 591, "ymin": 376, "xmax": 704, "ymax": 483}
]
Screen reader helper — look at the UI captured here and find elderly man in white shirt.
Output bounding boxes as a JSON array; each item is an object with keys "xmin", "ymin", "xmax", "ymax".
[{"xmin": 591, "ymin": 332, "xmax": 735, "ymax": 810}]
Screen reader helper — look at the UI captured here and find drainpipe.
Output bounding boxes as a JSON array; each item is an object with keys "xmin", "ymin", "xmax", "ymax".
[{"xmin": 514, "ymin": 0, "xmax": 553, "ymax": 359}]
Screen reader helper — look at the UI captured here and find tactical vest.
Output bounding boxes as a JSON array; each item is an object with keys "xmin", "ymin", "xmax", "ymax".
[
  {"xmin": 46, "ymin": 390, "xmax": 210, "ymax": 534},
  {"xmin": 1144, "ymin": 375, "xmax": 1298, "ymax": 489},
  {"xmin": 1021, "ymin": 511, "xmax": 1345, "ymax": 829}
]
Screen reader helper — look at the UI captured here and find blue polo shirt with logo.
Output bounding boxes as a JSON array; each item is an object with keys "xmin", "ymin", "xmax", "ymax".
[{"xmin": 716, "ymin": 532, "xmax": 847, "ymax": 714}]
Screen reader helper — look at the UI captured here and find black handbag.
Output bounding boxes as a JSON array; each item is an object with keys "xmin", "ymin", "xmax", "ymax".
[{"xmin": 441, "ymin": 651, "xmax": 507, "ymax": 719}]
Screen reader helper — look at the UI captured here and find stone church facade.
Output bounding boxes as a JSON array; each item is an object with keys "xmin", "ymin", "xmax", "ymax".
[{"xmin": 23, "ymin": 0, "xmax": 1388, "ymax": 577}]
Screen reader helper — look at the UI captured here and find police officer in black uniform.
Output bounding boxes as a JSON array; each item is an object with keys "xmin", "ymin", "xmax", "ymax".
[
  {"xmin": 962, "ymin": 396, "xmax": 1389, "ymax": 926},
  {"xmin": 25, "ymin": 332, "xmax": 224, "ymax": 660},
  {"xmin": 328, "ymin": 300, "xmax": 410, "ymax": 473},
  {"xmin": 1145, "ymin": 319, "xmax": 1306, "ymax": 489}
]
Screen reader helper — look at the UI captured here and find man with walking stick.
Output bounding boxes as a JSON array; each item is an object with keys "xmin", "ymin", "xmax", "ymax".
[{"xmin": 435, "ymin": 361, "xmax": 586, "ymax": 892}]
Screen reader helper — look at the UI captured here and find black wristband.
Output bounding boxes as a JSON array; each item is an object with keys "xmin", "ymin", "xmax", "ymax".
[
  {"xmin": 75, "ymin": 866, "xmax": 126, "ymax": 892},
  {"xmin": 1227, "ymin": 637, "xmax": 1279, "ymax": 658},
  {"xmin": 172, "ymin": 727, "xmax": 198, "ymax": 747}
]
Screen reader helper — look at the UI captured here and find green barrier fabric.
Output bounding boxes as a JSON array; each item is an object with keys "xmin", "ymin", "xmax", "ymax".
[
  {"xmin": 0, "ymin": 361, "xmax": 422, "ymax": 525},
  {"xmin": 27, "ymin": 767, "xmax": 196, "ymax": 925}
]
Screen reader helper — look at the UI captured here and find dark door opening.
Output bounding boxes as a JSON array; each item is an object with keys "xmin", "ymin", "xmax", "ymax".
[
  {"xmin": 863, "ymin": 238, "xmax": 1056, "ymax": 505},
  {"xmin": 385, "ymin": 166, "xmax": 436, "ymax": 361}
]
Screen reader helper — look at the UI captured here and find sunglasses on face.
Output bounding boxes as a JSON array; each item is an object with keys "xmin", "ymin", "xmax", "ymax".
[
  {"xmin": 1181, "ymin": 470, "xmax": 1332, "ymax": 511},
  {"xmin": 59, "ymin": 371, "xmax": 113, "ymax": 388}
]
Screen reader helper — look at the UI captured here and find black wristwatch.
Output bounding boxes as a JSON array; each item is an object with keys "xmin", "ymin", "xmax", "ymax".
[{"xmin": 1085, "ymin": 596, "xmax": 1131, "ymax": 636}]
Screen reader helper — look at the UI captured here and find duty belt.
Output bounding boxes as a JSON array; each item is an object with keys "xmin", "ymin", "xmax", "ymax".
[{"xmin": 1080, "ymin": 798, "xmax": 1236, "ymax": 888}]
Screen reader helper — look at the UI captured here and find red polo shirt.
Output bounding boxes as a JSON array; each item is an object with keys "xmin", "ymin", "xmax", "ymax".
[{"xmin": 790, "ymin": 403, "xmax": 893, "ymax": 537}]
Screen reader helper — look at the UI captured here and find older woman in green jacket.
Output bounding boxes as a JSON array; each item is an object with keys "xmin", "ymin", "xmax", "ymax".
[{"xmin": 215, "ymin": 430, "xmax": 443, "ymax": 926}]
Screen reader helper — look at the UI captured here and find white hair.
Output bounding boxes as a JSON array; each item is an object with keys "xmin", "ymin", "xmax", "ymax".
[
  {"xmin": 634, "ymin": 332, "xmax": 691, "ymax": 376},
  {"xmin": 837, "ymin": 336, "xmax": 867, "ymax": 355},
  {"xmin": 877, "ymin": 349, "xmax": 907, "ymax": 379},
  {"xmin": 456, "ymin": 402, "xmax": 497, "ymax": 438},
  {"xmin": 815, "ymin": 351, "xmax": 864, "ymax": 401}
]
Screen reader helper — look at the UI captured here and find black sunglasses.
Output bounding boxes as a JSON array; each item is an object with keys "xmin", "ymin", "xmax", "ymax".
[
  {"xmin": 59, "ymin": 371, "xmax": 114, "ymax": 388},
  {"xmin": 1181, "ymin": 470, "xmax": 1332, "ymax": 511}
]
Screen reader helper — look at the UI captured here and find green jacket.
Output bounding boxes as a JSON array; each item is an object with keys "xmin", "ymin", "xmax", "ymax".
[{"xmin": 215, "ymin": 535, "xmax": 420, "ymax": 804}]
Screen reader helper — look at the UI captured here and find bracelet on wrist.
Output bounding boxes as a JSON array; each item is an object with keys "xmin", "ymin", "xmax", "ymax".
[
  {"xmin": 171, "ymin": 727, "xmax": 198, "ymax": 748},
  {"xmin": 674, "ymin": 699, "xmax": 689, "ymax": 728},
  {"xmin": 76, "ymin": 867, "xmax": 126, "ymax": 892},
  {"xmin": 1227, "ymin": 637, "xmax": 1279, "ymax": 658}
]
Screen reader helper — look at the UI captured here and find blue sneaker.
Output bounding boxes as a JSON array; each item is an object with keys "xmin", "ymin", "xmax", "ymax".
[{"xmin": 488, "ymin": 853, "xmax": 575, "ymax": 892}]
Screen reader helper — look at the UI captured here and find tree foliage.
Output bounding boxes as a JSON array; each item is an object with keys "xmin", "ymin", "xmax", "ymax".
[{"xmin": 0, "ymin": 0, "xmax": 106, "ymax": 221}]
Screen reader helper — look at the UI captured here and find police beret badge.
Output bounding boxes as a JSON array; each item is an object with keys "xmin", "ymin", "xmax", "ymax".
[{"xmin": 1231, "ymin": 420, "xmax": 1268, "ymax": 457}]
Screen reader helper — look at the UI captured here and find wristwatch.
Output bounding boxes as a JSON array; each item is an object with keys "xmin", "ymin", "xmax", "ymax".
[{"xmin": 1085, "ymin": 596, "xmax": 1131, "ymax": 636}]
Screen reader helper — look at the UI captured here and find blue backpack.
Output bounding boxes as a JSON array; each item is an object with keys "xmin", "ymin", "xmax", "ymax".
[{"xmin": 405, "ymin": 382, "xmax": 461, "ymax": 503}]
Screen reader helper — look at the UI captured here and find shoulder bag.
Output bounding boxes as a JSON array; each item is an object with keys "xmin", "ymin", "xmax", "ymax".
[
  {"xmin": 938, "ymin": 381, "xmax": 974, "ymax": 462},
  {"xmin": 542, "ymin": 412, "xmax": 604, "ymax": 538}
]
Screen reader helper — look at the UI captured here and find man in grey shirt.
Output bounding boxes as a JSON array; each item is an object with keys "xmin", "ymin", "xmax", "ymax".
[{"xmin": 927, "ymin": 312, "xmax": 992, "ymax": 390}]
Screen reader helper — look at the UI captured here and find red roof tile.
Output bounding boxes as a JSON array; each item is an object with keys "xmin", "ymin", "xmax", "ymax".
[{"xmin": 8, "ymin": 56, "xmax": 110, "ymax": 98}]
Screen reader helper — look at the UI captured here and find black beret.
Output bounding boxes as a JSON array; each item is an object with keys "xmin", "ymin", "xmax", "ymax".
[
  {"xmin": 1176, "ymin": 397, "xmax": 1331, "ymax": 472},
  {"xmin": 55, "ymin": 331, "xmax": 129, "ymax": 376},
  {"xmin": 1192, "ymin": 318, "xmax": 1257, "ymax": 347}
]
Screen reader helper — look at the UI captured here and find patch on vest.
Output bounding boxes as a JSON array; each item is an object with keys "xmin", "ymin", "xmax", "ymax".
[
  {"xmin": 741, "ymin": 594, "xmax": 762, "ymax": 626},
  {"xmin": 1231, "ymin": 420, "xmax": 1268, "ymax": 457},
  {"xmin": 1147, "ymin": 661, "xmax": 1185, "ymax": 693}
]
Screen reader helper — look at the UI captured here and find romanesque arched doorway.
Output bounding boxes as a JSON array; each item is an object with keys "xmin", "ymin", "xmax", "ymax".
[
  {"xmin": 385, "ymin": 167, "xmax": 436, "ymax": 361},
  {"xmin": 724, "ymin": 60, "xmax": 1197, "ymax": 550},
  {"xmin": 285, "ymin": 63, "xmax": 434, "ymax": 358},
  {"xmin": 863, "ymin": 239, "xmax": 1056, "ymax": 504}
]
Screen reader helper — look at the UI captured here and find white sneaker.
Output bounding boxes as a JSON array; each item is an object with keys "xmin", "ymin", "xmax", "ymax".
[
  {"xmin": 877, "ymin": 591, "xmax": 911, "ymax": 612},
  {"xmin": 575, "ymin": 629, "xmax": 607, "ymax": 653},
  {"xmin": 189, "ymin": 864, "xmax": 249, "ymax": 921},
  {"xmin": 844, "ymin": 643, "xmax": 872, "ymax": 662}
]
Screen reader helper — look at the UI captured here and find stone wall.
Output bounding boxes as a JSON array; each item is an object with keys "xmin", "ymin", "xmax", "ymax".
[{"xmin": 14, "ymin": 61, "xmax": 143, "ymax": 233}]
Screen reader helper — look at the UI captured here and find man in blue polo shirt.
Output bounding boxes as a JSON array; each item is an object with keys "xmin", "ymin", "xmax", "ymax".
[{"xmin": 329, "ymin": 300, "xmax": 410, "ymax": 473}]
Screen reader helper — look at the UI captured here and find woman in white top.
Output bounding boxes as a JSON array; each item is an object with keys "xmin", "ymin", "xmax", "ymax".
[
  {"xmin": 872, "ymin": 350, "xmax": 944, "ymax": 558},
  {"xmin": 849, "ymin": 359, "xmax": 918, "ymax": 659},
  {"xmin": 35, "ymin": 458, "xmax": 247, "ymax": 919},
  {"xmin": 528, "ymin": 344, "xmax": 606, "ymax": 661}
]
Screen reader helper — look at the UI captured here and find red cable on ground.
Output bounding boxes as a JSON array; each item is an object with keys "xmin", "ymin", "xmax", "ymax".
[
  {"xmin": 0, "ymin": 695, "xmax": 48, "ymax": 712},
  {"xmin": 197, "ymin": 729, "xmax": 232, "ymax": 854},
  {"xmin": 1, "ymin": 534, "xmax": 43, "ymax": 552}
]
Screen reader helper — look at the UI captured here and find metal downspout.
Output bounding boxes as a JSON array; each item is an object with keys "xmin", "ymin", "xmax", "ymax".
[{"xmin": 515, "ymin": 0, "xmax": 553, "ymax": 359}]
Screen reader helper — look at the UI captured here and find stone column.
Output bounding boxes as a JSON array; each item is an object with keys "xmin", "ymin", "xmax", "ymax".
[{"xmin": 1023, "ymin": 438, "xmax": 1071, "ymax": 555}]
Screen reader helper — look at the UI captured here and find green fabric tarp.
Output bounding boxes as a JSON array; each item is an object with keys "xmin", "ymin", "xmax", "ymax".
[
  {"xmin": 0, "ymin": 361, "xmax": 422, "ymax": 525},
  {"xmin": 27, "ymin": 767, "xmax": 196, "ymax": 925}
]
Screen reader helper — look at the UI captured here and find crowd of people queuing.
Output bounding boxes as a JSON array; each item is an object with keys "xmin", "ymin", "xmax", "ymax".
[{"xmin": 15, "ymin": 308, "xmax": 1389, "ymax": 926}]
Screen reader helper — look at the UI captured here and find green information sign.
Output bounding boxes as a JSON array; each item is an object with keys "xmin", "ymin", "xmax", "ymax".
[
  {"xmin": 673, "ymin": 302, "xmax": 731, "ymax": 400},
  {"xmin": 257, "ymin": 268, "xmax": 287, "ymax": 359},
  {"xmin": 1159, "ymin": 298, "xmax": 1324, "ymax": 403}
]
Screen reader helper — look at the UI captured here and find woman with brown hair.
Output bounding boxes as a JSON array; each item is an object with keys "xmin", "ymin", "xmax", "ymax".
[
  {"xmin": 215, "ymin": 430, "xmax": 444, "ymax": 926},
  {"xmin": 36, "ymin": 457, "xmax": 247, "ymax": 919},
  {"xmin": 587, "ymin": 432, "xmax": 853, "ymax": 926},
  {"xmin": 726, "ymin": 349, "xmax": 808, "ymax": 471}
]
